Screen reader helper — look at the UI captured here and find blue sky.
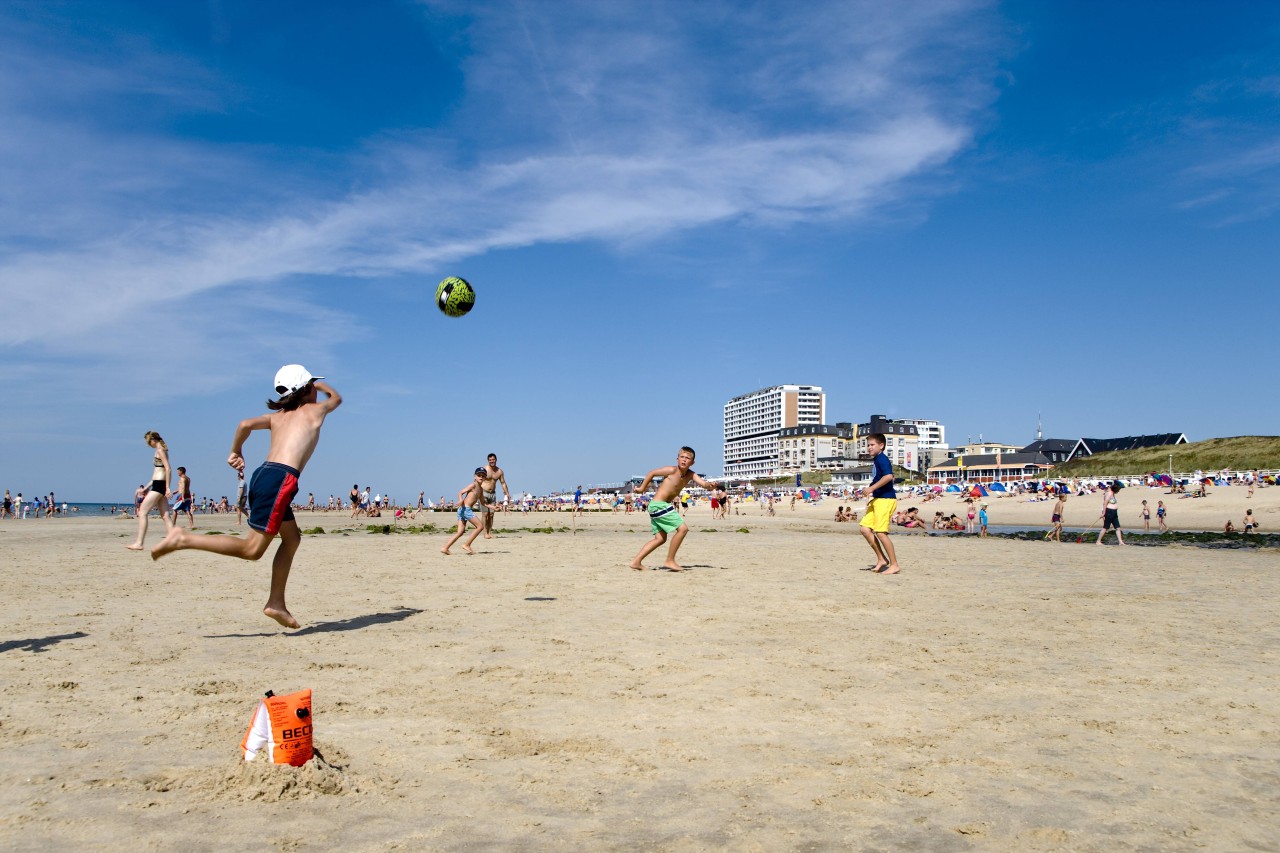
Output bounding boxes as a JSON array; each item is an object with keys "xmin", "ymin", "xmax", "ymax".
[{"xmin": 2, "ymin": 1, "xmax": 1277, "ymax": 502}]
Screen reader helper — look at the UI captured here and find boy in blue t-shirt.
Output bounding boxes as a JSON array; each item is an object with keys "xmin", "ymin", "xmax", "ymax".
[
  {"xmin": 858, "ymin": 433, "xmax": 900, "ymax": 574},
  {"xmin": 978, "ymin": 503, "xmax": 989, "ymax": 537}
]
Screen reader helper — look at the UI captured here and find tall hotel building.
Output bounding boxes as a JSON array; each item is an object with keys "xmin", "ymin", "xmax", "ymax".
[{"xmin": 723, "ymin": 385, "xmax": 826, "ymax": 478}]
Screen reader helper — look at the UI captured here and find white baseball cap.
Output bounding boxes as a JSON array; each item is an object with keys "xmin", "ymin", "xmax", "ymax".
[{"xmin": 273, "ymin": 364, "xmax": 323, "ymax": 399}]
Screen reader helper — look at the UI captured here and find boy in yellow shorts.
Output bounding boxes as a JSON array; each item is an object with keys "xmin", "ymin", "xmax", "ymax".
[
  {"xmin": 628, "ymin": 446, "xmax": 716, "ymax": 572},
  {"xmin": 858, "ymin": 433, "xmax": 901, "ymax": 574}
]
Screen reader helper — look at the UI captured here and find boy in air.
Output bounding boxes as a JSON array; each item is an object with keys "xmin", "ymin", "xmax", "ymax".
[
  {"xmin": 441, "ymin": 468, "xmax": 494, "ymax": 555},
  {"xmin": 628, "ymin": 446, "xmax": 716, "ymax": 572},
  {"xmin": 857, "ymin": 433, "xmax": 901, "ymax": 574},
  {"xmin": 152, "ymin": 365, "xmax": 341, "ymax": 629}
]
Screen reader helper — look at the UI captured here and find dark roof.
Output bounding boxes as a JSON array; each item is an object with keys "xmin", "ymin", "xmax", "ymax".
[
  {"xmin": 1021, "ymin": 439, "xmax": 1076, "ymax": 454},
  {"xmin": 929, "ymin": 451, "xmax": 1052, "ymax": 469},
  {"xmin": 1077, "ymin": 433, "xmax": 1187, "ymax": 454}
]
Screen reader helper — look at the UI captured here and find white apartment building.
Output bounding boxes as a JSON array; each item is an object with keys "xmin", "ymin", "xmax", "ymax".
[
  {"xmin": 896, "ymin": 418, "xmax": 947, "ymax": 452},
  {"xmin": 778, "ymin": 424, "xmax": 853, "ymax": 474},
  {"xmin": 724, "ymin": 385, "xmax": 826, "ymax": 479},
  {"xmin": 895, "ymin": 418, "xmax": 948, "ymax": 470},
  {"xmin": 853, "ymin": 415, "xmax": 922, "ymax": 471}
]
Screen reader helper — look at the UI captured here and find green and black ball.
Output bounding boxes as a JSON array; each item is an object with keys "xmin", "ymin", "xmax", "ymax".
[{"xmin": 435, "ymin": 276, "xmax": 476, "ymax": 317}]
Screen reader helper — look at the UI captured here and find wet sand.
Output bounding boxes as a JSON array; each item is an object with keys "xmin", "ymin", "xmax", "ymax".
[{"xmin": 1, "ymin": 510, "xmax": 1277, "ymax": 850}]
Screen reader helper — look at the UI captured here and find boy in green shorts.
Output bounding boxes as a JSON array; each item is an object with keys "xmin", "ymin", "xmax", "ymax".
[{"xmin": 628, "ymin": 446, "xmax": 716, "ymax": 572}]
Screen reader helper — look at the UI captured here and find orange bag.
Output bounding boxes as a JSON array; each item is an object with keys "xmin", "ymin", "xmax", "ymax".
[{"xmin": 241, "ymin": 688, "xmax": 313, "ymax": 766}]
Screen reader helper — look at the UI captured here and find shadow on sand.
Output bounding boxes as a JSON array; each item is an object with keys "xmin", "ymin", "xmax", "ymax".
[
  {"xmin": 205, "ymin": 607, "xmax": 424, "ymax": 639},
  {"xmin": 0, "ymin": 631, "xmax": 89, "ymax": 654}
]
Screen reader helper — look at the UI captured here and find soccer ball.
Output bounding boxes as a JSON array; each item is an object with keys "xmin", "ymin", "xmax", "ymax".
[{"xmin": 435, "ymin": 276, "xmax": 476, "ymax": 317}]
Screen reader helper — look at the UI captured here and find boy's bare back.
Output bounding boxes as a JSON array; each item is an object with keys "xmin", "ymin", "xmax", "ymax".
[{"xmin": 229, "ymin": 382, "xmax": 340, "ymax": 475}]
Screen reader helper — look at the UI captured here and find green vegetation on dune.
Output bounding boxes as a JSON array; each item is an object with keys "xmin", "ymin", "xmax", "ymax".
[{"xmin": 1044, "ymin": 436, "xmax": 1280, "ymax": 478}]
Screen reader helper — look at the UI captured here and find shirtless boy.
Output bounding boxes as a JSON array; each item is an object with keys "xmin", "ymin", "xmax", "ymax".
[
  {"xmin": 479, "ymin": 452, "xmax": 511, "ymax": 539},
  {"xmin": 628, "ymin": 446, "xmax": 716, "ymax": 572},
  {"xmin": 151, "ymin": 365, "xmax": 341, "ymax": 629},
  {"xmin": 173, "ymin": 466, "xmax": 195, "ymax": 529},
  {"xmin": 1044, "ymin": 492, "xmax": 1066, "ymax": 542},
  {"xmin": 442, "ymin": 467, "xmax": 495, "ymax": 555}
]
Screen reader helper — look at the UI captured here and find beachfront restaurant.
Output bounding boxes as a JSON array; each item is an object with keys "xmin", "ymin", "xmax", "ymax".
[{"xmin": 926, "ymin": 451, "xmax": 1053, "ymax": 485}]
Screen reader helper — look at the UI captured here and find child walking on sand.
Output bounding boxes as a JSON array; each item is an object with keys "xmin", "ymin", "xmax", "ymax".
[
  {"xmin": 628, "ymin": 446, "xmax": 716, "ymax": 572},
  {"xmin": 151, "ymin": 365, "xmax": 341, "ymax": 629},
  {"xmin": 441, "ymin": 468, "xmax": 494, "ymax": 555},
  {"xmin": 1044, "ymin": 492, "xmax": 1066, "ymax": 542},
  {"xmin": 858, "ymin": 433, "xmax": 901, "ymax": 574}
]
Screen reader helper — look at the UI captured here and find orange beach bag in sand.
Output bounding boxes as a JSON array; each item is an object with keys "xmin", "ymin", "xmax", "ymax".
[{"xmin": 241, "ymin": 688, "xmax": 313, "ymax": 766}]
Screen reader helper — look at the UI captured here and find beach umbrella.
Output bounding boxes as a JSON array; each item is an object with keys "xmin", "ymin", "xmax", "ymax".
[{"xmin": 931, "ymin": 485, "xmax": 943, "ymax": 492}]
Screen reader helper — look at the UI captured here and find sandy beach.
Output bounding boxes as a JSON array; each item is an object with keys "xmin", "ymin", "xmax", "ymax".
[{"xmin": 2, "ymin": 495, "xmax": 1277, "ymax": 850}]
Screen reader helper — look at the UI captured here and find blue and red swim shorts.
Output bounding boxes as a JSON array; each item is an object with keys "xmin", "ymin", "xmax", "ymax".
[{"xmin": 247, "ymin": 461, "xmax": 300, "ymax": 535}]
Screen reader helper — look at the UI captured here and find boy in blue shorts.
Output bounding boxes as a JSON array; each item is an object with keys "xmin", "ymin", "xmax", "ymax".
[
  {"xmin": 628, "ymin": 446, "xmax": 716, "ymax": 572},
  {"xmin": 858, "ymin": 433, "xmax": 901, "ymax": 574},
  {"xmin": 151, "ymin": 365, "xmax": 341, "ymax": 628},
  {"xmin": 442, "ymin": 468, "xmax": 494, "ymax": 555}
]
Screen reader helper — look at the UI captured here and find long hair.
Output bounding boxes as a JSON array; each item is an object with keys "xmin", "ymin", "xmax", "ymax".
[
  {"xmin": 144, "ymin": 430, "xmax": 168, "ymax": 451},
  {"xmin": 267, "ymin": 383, "xmax": 312, "ymax": 412}
]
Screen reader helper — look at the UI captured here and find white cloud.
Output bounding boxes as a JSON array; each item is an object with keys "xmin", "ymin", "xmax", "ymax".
[{"xmin": 0, "ymin": 1, "xmax": 999, "ymax": 361}]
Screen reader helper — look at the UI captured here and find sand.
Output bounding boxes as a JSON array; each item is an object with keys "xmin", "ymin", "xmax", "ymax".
[{"xmin": 1, "ymin": 499, "xmax": 1277, "ymax": 850}]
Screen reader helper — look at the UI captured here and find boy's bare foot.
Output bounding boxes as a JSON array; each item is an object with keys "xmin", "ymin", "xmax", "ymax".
[
  {"xmin": 663, "ymin": 562, "xmax": 685, "ymax": 572},
  {"xmin": 877, "ymin": 565, "xmax": 901, "ymax": 574},
  {"xmin": 125, "ymin": 543, "xmax": 144, "ymax": 551},
  {"xmin": 628, "ymin": 562, "xmax": 646, "ymax": 571},
  {"xmin": 264, "ymin": 606, "xmax": 300, "ymax": 629},
  {"xmin": 484, "ymin": 533, "xmax": 494, "ymax": 539},
  {"xmin": 868, "ymin": 562, "xmax": 887, "ymax": 572},
  {"xmin": 440, "ymin": 548, "xmax": 451, "ymax": 555},
  {"xmin": 462, "ymin": 545, "xmax": 475, "ymax": 555},
  {"xmin": 150, "ymin": 527, "xmax": 183, "ymax": 560}
]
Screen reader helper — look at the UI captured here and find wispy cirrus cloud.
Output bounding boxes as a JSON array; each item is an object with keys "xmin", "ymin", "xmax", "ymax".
[{"xmin": 0, "ymin": 1, "xmax": 1003, "ymax": 367}]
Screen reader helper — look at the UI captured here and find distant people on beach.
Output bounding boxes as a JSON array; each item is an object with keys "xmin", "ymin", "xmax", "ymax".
[
  {"xmin": 1157, "ymin": 500, "xmax": 1168, "ymax": 532},
  {"xmin": 1097, "ymin": 483, "xmax": 1125, "ymax": 546},
  {"xmin": 1044, "ymin": 493, "xmax": 1066, "ymax": 542},
  {"xmin": 127, "ymin": 431, "xmax": 175, "ymax": 551},
  {"xmin": 1243, "ymin": 508, "xmax": 1257, "ymax": 534},
  {"xmin": 173, "ymin": 466, "xmax": 195, "ymax": 529},
  {"xmin": 235, "ymin": 470, "xmax": 247, "ymax": 526},
  {"xmin": 1139, "ymin": 500, "xmax": 1151, "ymax": 532},
  {"xmin": 978, "ymin": 503, "xmax": 989, "ymax": 537}
]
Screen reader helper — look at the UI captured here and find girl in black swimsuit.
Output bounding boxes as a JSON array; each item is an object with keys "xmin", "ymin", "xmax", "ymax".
[{"xmin": 127, "ymin": 431, "xmax": 175, "ymax": 551}]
